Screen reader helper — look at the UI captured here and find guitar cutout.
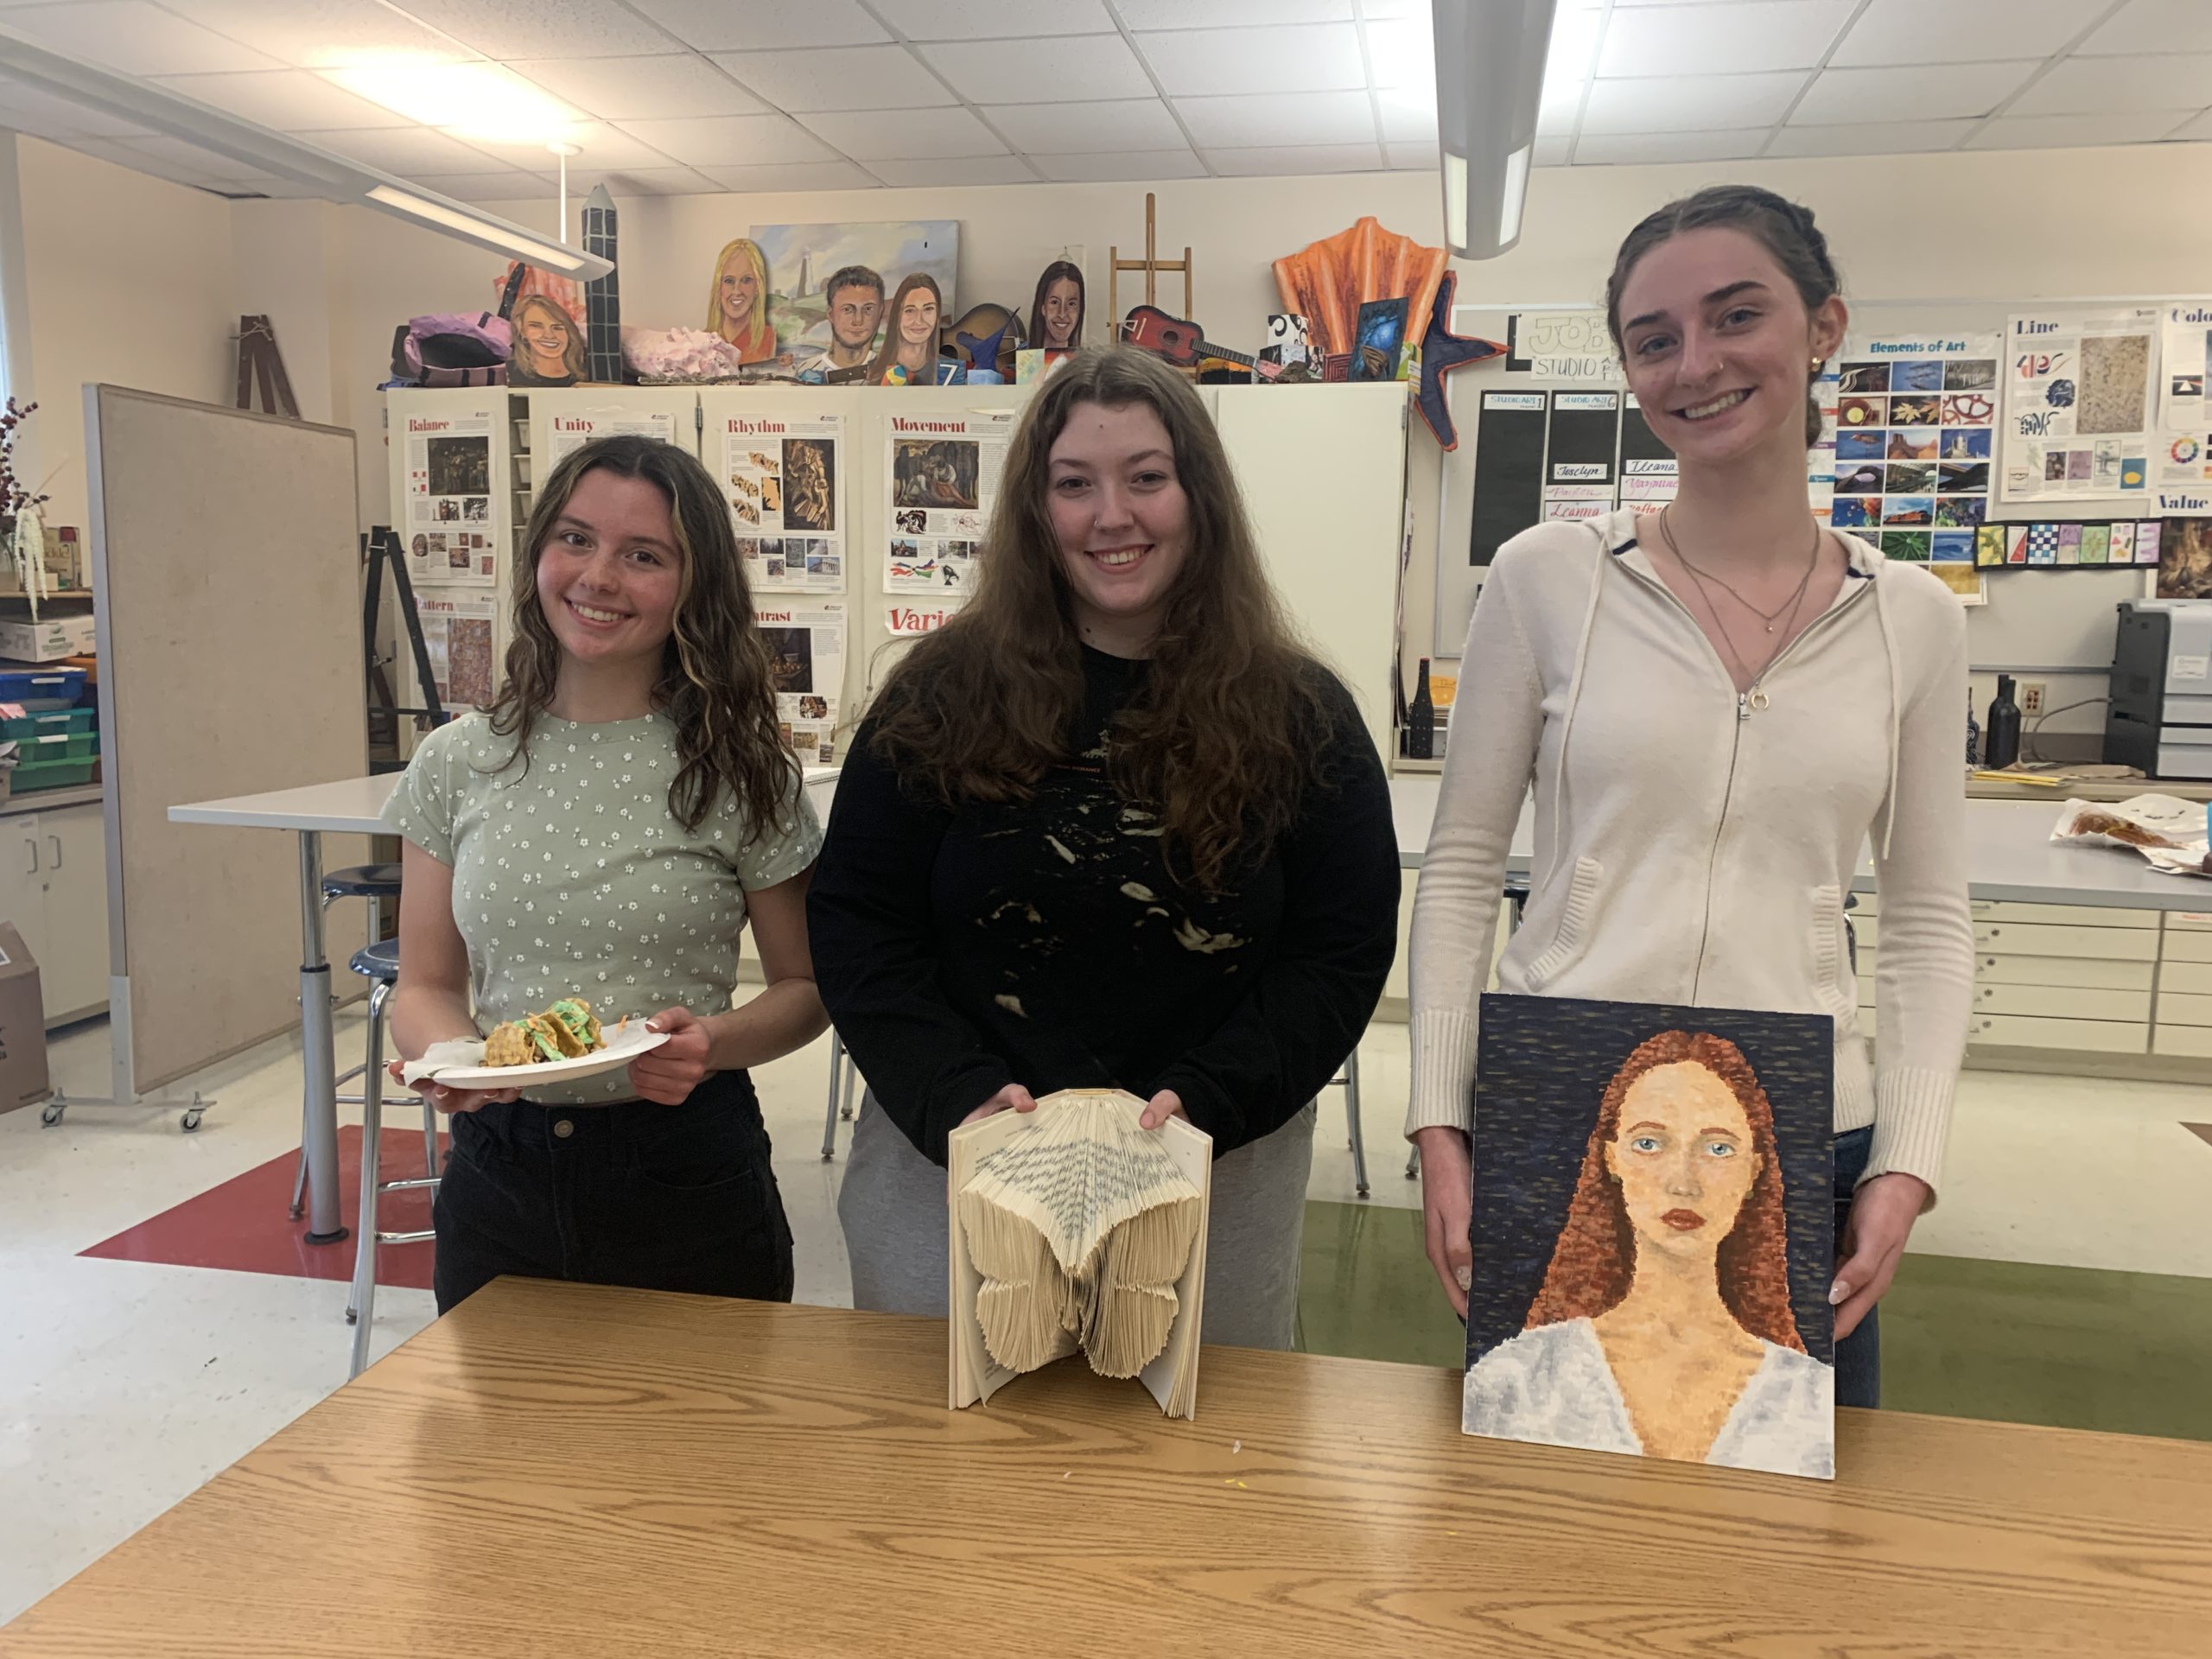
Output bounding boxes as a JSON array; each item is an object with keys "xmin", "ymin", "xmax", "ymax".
[{"xmin": 1120, "ymin": 305, "xmax": 1281, "ymax": 380}]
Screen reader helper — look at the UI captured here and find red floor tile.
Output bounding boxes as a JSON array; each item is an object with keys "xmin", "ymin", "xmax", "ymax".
[{"xmin": 80, "ymin": 1125, "xmax": 443, "ymax": 1289}]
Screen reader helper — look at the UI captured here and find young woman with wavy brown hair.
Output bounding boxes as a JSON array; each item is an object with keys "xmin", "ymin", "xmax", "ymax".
[
  {"xmin": 382, "ymin": 434, "xmax": 827, "ymax": 1313},
  {"xmin": 808, "ymin": 347, "xmax": 1400, "ymax": 1349},
  {"xmin": 1464, "ymin": 1030, "xmax": 1833, "ymax": 1478}
]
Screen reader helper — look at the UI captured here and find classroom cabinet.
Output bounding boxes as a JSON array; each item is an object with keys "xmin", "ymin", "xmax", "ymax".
[{"xmin": 0, "ymin": 802, "xmax": 110, "ymax": 1027}]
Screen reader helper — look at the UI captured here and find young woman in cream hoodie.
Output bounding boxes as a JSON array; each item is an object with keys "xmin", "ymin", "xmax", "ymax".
[{"xmin": 1408, "ymin": 186, "xmax": 1972, "ymax": 1406}]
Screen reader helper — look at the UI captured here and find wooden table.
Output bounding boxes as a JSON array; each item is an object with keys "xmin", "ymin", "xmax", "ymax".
[{"xmin": 7, "ymin": 1282, "xmax": 2209, "ymax": 1657}]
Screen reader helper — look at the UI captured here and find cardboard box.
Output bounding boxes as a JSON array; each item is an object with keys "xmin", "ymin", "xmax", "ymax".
[
  {"xmin": 0, "ymin": 612, "xmax": 97, "ymax": 662},
  {"xmin": 0, "ymin": 922, "xmax": 49, "ymax": 1113}
]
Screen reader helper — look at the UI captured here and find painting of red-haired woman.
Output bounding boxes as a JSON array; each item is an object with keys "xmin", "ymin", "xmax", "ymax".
[{"xmin": 1463, "ymin": 995, "xmax": 1836, "ymax": 1478}]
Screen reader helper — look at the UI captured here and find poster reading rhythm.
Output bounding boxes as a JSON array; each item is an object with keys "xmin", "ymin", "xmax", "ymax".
[{"xmin": 721, "ymin": 410, "xmax": 848, "ymax": 595}]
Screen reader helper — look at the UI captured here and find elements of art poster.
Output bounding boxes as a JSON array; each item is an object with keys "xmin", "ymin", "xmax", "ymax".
[
  {"xmin": 1466, "ymin": 994, "xmax": 1837, "ymax": 1481},
  {"xmin": 1828, "ymin": 335, "xmax": 1998, "ymax": 572},
  {"xmin": 749, "ymin": 220, "xmax": 958, "ymax": 365},
  {"xmin": 2001, "ymin": 309, "xmax": 2155, "ymax": 504},
  {"xmin": 720, "ymin": 410, "xmax": 847, "ymax": 594},
  {"xmin": 884, "ymin": 410, "xmax": 1013, "ymax": 596}
]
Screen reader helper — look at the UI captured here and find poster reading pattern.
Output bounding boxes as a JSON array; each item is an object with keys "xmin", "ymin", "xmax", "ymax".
[
  {"xmin": 1829, "ymin": 334, "xmax": 1999, "ymax": 579},
  {"xmin": 883, "ymin": 410, "xmax": 1014, "ymax": 595},
  {"xmin": 722, "ymin": 411, "xmax": 848, "ymax": 595}
]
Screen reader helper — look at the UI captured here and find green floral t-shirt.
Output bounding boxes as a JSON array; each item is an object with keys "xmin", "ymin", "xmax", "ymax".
[{"xmin": 382, "ymin": 711, "xmax": 822, "ymax": 1103}]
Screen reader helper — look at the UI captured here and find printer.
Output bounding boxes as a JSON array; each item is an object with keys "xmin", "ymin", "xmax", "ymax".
[{"xmin": 2105, "ymin": 600, "xmax": 2212, "ymax": 779}]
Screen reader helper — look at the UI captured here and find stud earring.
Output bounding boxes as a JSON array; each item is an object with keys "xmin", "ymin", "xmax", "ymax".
[{"xmin": 1810, "ymin": 356, "xmax": 1825, "ymax": 373}]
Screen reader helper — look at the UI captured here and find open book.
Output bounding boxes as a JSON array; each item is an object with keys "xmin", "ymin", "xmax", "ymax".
[{"xmin": 947, "ymin": 1089, "xmax": 1213, "ymax": 1419}]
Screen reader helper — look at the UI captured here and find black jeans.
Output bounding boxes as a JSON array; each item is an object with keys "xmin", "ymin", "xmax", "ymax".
[{"xmin": 431, "ymin": 1069, "xmax": 796, "ymax": 1313}]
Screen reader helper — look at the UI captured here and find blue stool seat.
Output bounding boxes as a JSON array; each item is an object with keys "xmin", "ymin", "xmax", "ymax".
[
  {"xmin": 323, "ymin": 862, "xmax": 401, "ymax": 900},
  {"xmin": 349, "ymin": 938, "xmax": 400, "ymax": 982}
]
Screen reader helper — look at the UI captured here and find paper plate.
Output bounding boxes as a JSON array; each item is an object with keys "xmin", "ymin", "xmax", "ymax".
[{"xmin": 420, "ymin": 1022, "xmax": 669, "ymax": 1092}]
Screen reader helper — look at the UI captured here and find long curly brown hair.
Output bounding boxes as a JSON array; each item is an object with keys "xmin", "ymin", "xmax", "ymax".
[
  {"xmin": 1526, "ymin": 1030, "xmax": 1806, "ymax": 1353},
  {"xmin": 865, "ymin": 346, "xmax": 1335, "ymax": 890},
  {"xmin": 484, "ymin": 434, "xmax": 798, "ymax": 838}
]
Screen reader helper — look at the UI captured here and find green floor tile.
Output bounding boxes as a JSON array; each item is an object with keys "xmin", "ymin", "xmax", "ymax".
[{"xmin": 1296, "ymin": 1200, "xmax": 2212, "ymax": 1442}]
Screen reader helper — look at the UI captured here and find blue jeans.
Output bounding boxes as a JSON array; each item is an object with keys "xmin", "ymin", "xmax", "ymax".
[{"xmin": 1833, "ymin": 1123, "xmax": 1879, "ymax": 1408}]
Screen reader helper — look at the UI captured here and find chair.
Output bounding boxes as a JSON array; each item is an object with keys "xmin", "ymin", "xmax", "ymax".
[
  {"xmin": 289, "ymin": 862, "xmax": 403, "ymax": 1221},
  {"xmin": 1406, "ymin": 878, "xmax": 1531, "ymax": 1184},
  {"xmin": 819, "ymin": 1029, "xmax": 861, "ymax": 1160},
  {"xmin": 344, "ymin": 938, "xmax": 439, "ymax": 1379},
  {"xmin": 1336, "ymin": 1046, "xmax": 1370, "ymax": 1198}
]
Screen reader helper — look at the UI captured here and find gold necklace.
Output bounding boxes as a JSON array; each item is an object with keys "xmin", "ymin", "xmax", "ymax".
[{"xmin": 1659, "ymin": 506, "xmax": 1821, "ymax": 634}]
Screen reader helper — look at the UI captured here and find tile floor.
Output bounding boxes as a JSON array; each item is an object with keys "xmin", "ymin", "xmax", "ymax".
[{"xmin": 3, "ymin": 1009, "xmax": 2209, "ymax": 1623}]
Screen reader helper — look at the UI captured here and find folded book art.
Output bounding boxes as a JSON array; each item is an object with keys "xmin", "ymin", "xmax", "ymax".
[{"xmin": 948, "ymin": 1089, "xmax": 1211, "ymax": 1419}]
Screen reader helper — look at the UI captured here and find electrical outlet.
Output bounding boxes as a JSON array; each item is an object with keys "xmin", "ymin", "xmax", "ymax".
[{"xmin": 2020, "ymin": 681, "xmax": 2045, "ymax": 717}]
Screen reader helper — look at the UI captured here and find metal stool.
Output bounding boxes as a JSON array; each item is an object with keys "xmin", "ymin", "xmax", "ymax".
[
  {"xmin": 1407, "ymin": 878, "xmax": 1531, "ymax": 1183},
  {"xmin": 344, "ymin": 938, "xmax": 438, "ymax": 1378},
  {"xmin": 819, "ymin": 1029, "xmax": 861, "ymax": 1160},
  {"xmin": 290, "ymin": 863, "xmax": 403, "ymax": 1221},
  {"xmin": 1335, "ymin": 1046, "xmax": 1370, "ymax": 1198}
]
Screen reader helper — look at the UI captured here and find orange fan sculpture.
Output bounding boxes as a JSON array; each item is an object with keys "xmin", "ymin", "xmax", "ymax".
[{"xmin": 1272, "ymin": 217, "xmax": 1450, "ymax": 365}]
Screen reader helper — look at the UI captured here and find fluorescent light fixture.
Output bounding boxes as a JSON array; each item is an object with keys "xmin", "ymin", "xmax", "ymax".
[
  {"xmin": 0, "ymin": 23, "xmax": 609, "ymax": 279},
  {"xmin": 321, "ymin": 59, "xmax": 580, "ymax": 149},
  {"xmin": 1432, "ymin": 0, "xmax": 1557, "ymax": 260}
]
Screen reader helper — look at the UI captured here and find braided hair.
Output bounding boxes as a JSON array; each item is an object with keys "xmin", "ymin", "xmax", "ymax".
[{"xmin": 1604, "ymin": 185, "xmax": 1841, "ymax": 448}]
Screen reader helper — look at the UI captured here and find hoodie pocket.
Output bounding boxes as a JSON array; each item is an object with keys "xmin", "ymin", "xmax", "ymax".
[
  {"xmin": 1524, "ymin": 857, "xmax": 1604, "ymax": 991},
  {"xmin": 1810, "ymin": 885, "xmax": 1858, "ymax": 1029}
]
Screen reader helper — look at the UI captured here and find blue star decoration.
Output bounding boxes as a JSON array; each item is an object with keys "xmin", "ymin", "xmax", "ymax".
[{"xmin": 1414, "ymin": 271, "xmax": 1507, "ymax": 452}]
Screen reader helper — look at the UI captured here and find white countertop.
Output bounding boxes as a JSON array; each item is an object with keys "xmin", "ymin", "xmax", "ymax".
[
  {"xmin": 172, "ymin": 766, "xmax": 842, "ymax": 836},
  {"xmin": 1388, "ymin": 777, "xmax": 2212, "ymax": 912}
]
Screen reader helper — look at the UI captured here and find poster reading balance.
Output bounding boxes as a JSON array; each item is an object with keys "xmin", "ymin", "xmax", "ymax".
[
  {"xmin": 884, "ymin": 411, "xmax": 1014, "ymax": 595},
  {"xmin": 722, "ymin": 412, "xmax": 848, "ymax": 595},
  {"xmin": 755, "ymin": 600, "xmax": 846, "ymax": 763},
  {"xmin": 403, "ymin": 406, "xmax": 498, "ymax": 587},
  {"xmin": 2000, "ymin": 309, "xmax": 2155, "ymax": 503}
]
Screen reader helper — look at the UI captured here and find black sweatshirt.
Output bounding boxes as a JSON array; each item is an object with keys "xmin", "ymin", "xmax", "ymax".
[{"xmin": 806, "ymin": 645, "xmax": 1401, "ymax": 1168}]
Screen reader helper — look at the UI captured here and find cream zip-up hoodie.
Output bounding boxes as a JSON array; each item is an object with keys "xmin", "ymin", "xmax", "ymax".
[{"xmin": 1406, "ymin": 510, "xmax": 1973, "ymax": 1194}]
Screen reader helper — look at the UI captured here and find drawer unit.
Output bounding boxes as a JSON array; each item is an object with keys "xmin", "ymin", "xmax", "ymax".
[
  {"xmin": 1967, "ymin": 1014, "xmax": 2146, "ymax": 1054},
  {"xmin": 1972, "ymin": 921, "xmax": 2159, "ymax": 961},
  {"xmin": 2155, "ymin": 990, "xmax": 2212, "ymax": 1028},
  {"xmin": 1974, "ymin": 953, "xmax": 2153, "ymax": 990},
  {"xmin": 2161, "ymin": 960, "xmax": 2212, "ymax": 996},
  {"xmin": 1970, "ymin": 900, "xmax": 2159, "ymax": 929},
  {"xmin": 2168, "ymin": 912, "xmax": 2212, "ymax": 932},
  {"xmin": 2166, "ymin": 929, "xmax": 2212, "ymax": 964},
  {"xmin": 2152, "ymin": 1024, "xmax": 2212, "ymax": 1058},
  {"xmin": 1975, "ymin": 982, "xmax": 2151, "ymax": 1021}
]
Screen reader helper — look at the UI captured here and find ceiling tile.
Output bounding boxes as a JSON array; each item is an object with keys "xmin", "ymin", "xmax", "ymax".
[
  {"xmin": 692, "ymin": 159, "xmax": 883, "ymax": 190},
  {"xmin": 1829, "ymin": 0, "xmax": 2093, "ymax": 67},
  {"xmin": 979, "ymin": 99, "xmax": 1185, "ymax": 154},
  {"xmin": 299, "ymin": 124, "xmax": 504, "ymax": 172},
  {"xmin": 1788, "ymin": 60, "xmax": 2038, "ymax": 125},
  {"xmin": 1376, "ymin": 87, "xmax": 1438, "ymax": 143},
  {"xmin": 1, "ymin": 2, "xmax": 285, "ymax": 75},
  {"xmin": 529, "ymin": 165, "xmax": 723, "ymax": 195},
  {"xmin": 2171, "ymin": 107, "xmax": 2212, "ymax": 141},
  {"xmin": 154, "ymin": 0, "xmax": 474, "ymax": 69},
  {"xmin": 1134, "ymin": 24, "xmax": 1367, "ymax": 96},
  {"xmin": 709, "ymin": 45, "xmax": 954, "ymax": 111},
  {"xmin": 1357, "ymin": 0, "xmax": 1430, "ymax": 14},
  {"xmin": 1385, "ymin": 139, "xmax": 1437, "ymax": 170},
  {"xmin": 1031, "ymin": 148, "xmax": 1208, "ymax": 181},
  {"xmin": 1538, "ymin": 83, "xmax": 1586, "ymax": 135},
  {"xmin": 868, "ymin": 0, "xmax": 1114, "ymax": 38},
  {"xmin": 609, "ymin": 113, "xmax": 840, "ymax": 165},
  {"xmin": 918, "ymin": 35, "xmax": 1154, "ymax": 103},
  {"xmin": 454, "ymin": 122, "xmax": 678, "ymax": 170},
  {"xmin": 2079, "ymin": 0, "xmax": 2212, "ymax": 55},
  {"xmin": 0, "ymin": 78, "xmax": 157, "ymax": 138},
  {"xmin": 2009, "ymin": 54, "xmax": 2212, "ymax": 117},
  {"xmin": 1174, "ymin": 89, "xmax": 1377, "ymax": 148},
  {"xmin": 864, "ymin": 155, "xmax": 1038, "ymax": 186},
  {"xmin": 372, "ymin": 0, "xmax": 682, "ymax": 60},
  {"xmin": 1363, "ymin": 18, "xmax": 1433, "ymax": 87},
  {"xmin": 1115, "ymin": 0, "xmax": 1351, "ymax": 22},
  {"xmin": 1544, "ymin": 4, "xmax": 1604, "ymax": 88},
  {"xmin": 1580, "ymin": 71, "xmax": 1806, "ymax": 133},
  {"xmin": 1573, "ymin": 128, "xmax": 1771, "ymax": 164},
  {"xmin": 1534, "ymin": 134, "xmax": 1571, "ymax": 166},
  {"xmin": 799, "ymin": 105, "xmax": 1008, "ymax": 157},
  {"xmin": 505, "ymin": 56, "xmax": 766, "ymax": 120},
  {"xmin": 1596, "ymin": 0, "xmax": 1855, "ymax": 76},
  {"xmin": 1202, "ymin": 142, "xmax": 1385, "ymax": 175},
  {"xmin": 622, "ymin": 0, "xmax": 889, "ymax": 50},
  {"xmin": 1763, "ymin": 118, "xmax": 1980, "ymax": 156},
  {"xmin": 415, "ymin": 171, "xmax": 553, "ymax": 204},
  {"xmin": 150, "ymin": 68, "xmax": 413, "ymax": 130},
  {"xmin": 1963, "ymin": 110, "xmax": 2202, "ymax": 149}
]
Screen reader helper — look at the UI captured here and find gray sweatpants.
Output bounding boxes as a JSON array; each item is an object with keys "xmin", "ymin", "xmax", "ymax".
[{"xmin": 838, "ymin": 1096, "xmax": 1317, "ymax": 1351}]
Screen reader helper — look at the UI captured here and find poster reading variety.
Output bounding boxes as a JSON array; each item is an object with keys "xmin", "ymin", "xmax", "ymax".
[
  {"xmin": 545, "ymin": 407, "xmax": 678, "ymax": 466},
  {"xmin": 402, "ymin": 404, "xmax": 497, "ymax": 585},
  {"xmin": 1828, "ymin": 334, "xmax": 1998, "ymax": 573},
  {"xmin": 756, "ymin": 599, "xmax": 846, "ymax": 761},
  {"xmin": 2000, "ymin": 309, "xmax": 2155, "ymax": 503},
  {"xmin": 887, "ymin": 602, "xmax": 958, "ymax": 635},
  {"xmin": 416, "ymin": 591, "xmax": 498, "ymax": 709},
  {"xmin": 883, "ymin": 410, "xmax": 1014, "ymax": 595},
  {"xmin": 721, "ymin": 411, "xmax": 848, "ymax": 594}
]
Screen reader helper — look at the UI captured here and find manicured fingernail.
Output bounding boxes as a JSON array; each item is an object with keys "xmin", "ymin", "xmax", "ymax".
[{"xmin": 1828, "ymin": 1281, "xmax": 1849, "ymax": 1305}]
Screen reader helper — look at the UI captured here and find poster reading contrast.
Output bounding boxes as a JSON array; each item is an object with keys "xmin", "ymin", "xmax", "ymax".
[
  {"xmin": 756, "ymin": 599, "xmax": 846, "ymax": 761},
  {"xmin": 883, "ymin": 410, "xmax": 1014, "ymax": 595},
  {"xmin": 721, "ymin": 411, "xmax": 848, "ymax": 594}
]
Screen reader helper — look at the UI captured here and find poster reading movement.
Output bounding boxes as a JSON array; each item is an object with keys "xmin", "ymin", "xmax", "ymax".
[
  {"xmin": 1829, "ymin": 334, "xmax": 1998, "ymax": 574},
  {"xmin": 403, "ymin": 405, "xmax": 497, "ymax": 585},
  {"xmin": 884, "ymin": 411, "xmax": 1014, "ymax": 595},
  {"xmin": 415, "ymin": 591, "xmax": 498, "ymax": 709},
  {"xmin": 2001, "ymin": 309, "xmax": 2154, "ymax": 503},
  {"xmin": 721, "ymin": 412, "xmax": 848, "ymax": 594},
  {"xmin": 545, "ymin": 408, "xmax": 678, "ymax": 466},
  {"xmin": 756, "ymin": 600, "xmax": 846, "ymax": 761}
]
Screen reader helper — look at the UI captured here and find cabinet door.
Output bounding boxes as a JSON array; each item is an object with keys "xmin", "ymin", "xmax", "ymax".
[
  {"xmin": 0, "ymin": 814, "xmax": 51, "ymax": 979},
  {"xmin": 39, "ymin": 804, "xmax": 109, "ymax": 1022}
]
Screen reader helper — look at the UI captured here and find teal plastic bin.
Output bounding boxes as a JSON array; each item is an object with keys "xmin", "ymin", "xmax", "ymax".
[{"xmin": 0, "ymin": 709, "xmax": 94, "ymax": 743}]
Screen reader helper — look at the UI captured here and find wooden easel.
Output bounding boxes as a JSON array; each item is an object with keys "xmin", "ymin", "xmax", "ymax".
[
  {"xmin": 235, "ymin": 316, "xmax": 300, "ymax": 418},
  {"xmin": 1109, "ymin": 192, "xmax": 1192, "ymax": 326}
]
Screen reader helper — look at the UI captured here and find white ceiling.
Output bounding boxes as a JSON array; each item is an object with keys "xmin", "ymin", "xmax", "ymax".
[{"xmin": 0, "ymin": 0, "xmax": 2207, "ymax": 202}]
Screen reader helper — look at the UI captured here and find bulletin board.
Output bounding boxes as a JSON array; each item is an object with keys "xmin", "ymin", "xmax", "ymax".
[{"xmin": 87, "ymin": 386, "xmax": 368, "ymax": 1092}]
